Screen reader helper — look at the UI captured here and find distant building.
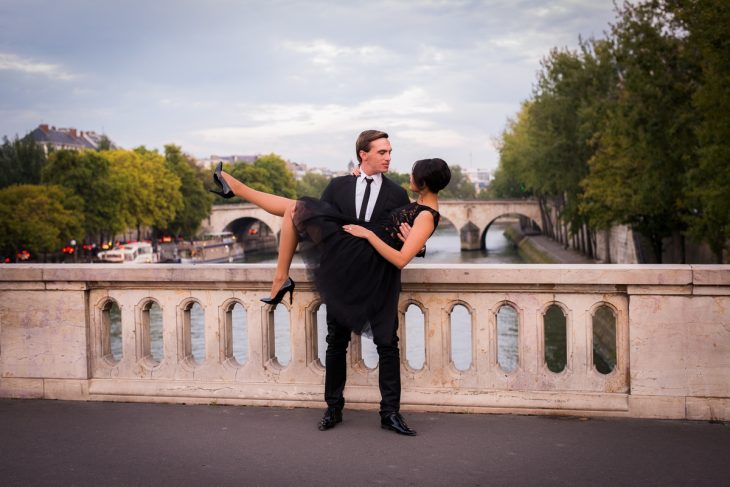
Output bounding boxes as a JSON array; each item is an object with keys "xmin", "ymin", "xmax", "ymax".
[
  {"xmin": 212, "ymin": 154, "xmax": 258, "ymax": 164},
  {"xmin": 28, "ymin": 124, "xmax": 116, "ymax": 155},
  {"xmin": 465, "ymin": 168, "xmax": 493, "ymax": 193},
  {"xmin": 196, "ymin": 154, "xmax": 259, "ymax": 168},
  {"xmin": 199, "ymin": 154, "xmax": 348, "ymax": 180},
  {"xmin": 291, "ymin": 161, "xmax": 348, "ymax": 179}
]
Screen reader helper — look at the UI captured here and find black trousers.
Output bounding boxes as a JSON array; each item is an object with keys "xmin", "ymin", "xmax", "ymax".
[{"xmin": 324, "ymin": 313, "xmax": 401, "ymax": 414}]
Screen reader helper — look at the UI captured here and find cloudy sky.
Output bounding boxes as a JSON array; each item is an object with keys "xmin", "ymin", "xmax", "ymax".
[{"xmin": 0, "ymin": 0, "xmax": 617, "ymax": 173}]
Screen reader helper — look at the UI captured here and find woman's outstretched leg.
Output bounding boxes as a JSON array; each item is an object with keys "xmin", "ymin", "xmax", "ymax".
[
  {"xmin": 269, "ymin": 202, "xmax": 298, "ymax": 298},
  {"xmin": 219, "ymin": 170, "xmax": 298, "ymax": 300},
  {"xmin": 220, "ymin": 171, "xmax": 293, "ymax": 216}
]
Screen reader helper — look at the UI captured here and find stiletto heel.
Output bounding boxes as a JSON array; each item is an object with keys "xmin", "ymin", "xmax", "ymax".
[
  {"xmin": 211, "ymin": 161, "xmax": 235, "ymax": 198},
  {"xmin": 261, "ymin": 277, "xmax": 295, "ymax": 307}
]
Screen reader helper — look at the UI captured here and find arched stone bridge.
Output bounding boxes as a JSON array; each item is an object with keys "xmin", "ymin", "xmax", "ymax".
[{"xmin": 204, "ymin": 200, "xmax": 541, "ymax": 250}]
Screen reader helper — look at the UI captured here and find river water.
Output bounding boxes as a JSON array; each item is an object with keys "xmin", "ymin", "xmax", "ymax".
[{"xmin": 112, "ymin": 222, "xmax": 522, "ymax": 371}]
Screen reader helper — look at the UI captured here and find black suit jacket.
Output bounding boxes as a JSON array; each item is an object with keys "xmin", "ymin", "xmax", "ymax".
[{"xmin": 320, "ymin": 174, "xmax": 409, "ymax": 221}]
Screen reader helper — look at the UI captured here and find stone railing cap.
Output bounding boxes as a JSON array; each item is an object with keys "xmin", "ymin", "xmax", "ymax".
[{"xmin": 3, "ymin": 263, "xmax": 727, "ymax": 288}]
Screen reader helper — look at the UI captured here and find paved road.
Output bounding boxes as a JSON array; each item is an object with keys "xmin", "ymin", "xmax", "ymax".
[{"xmin": 0, "ymin": 399, "xmax": 727, "ymax": 486}]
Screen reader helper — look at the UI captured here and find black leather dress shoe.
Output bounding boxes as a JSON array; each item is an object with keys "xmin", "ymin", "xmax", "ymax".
[
  {"xmin": 380, "ymin": 412, "xmax": 417, "ymax": 436},
  {"xmin": 318, "ymin": 407, "xmax": 342, "ymax": 431}
]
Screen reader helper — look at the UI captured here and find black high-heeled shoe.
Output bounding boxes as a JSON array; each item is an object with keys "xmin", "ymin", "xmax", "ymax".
[
  {"xmin": 261, "ymin": 277, "xmax": 295, "ymax": 307},
  {"xmin": 210, "ymin": 161, "xmax": 234, "ymax": 198}
]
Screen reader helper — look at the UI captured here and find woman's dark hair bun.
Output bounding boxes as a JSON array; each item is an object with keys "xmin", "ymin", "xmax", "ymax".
[{"xmin": 411, "ymin": 158, "xmax": 451, "ymax": 193}]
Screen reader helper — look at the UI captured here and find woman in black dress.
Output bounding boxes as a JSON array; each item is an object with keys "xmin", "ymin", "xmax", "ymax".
[{"xmin": 213, "ymin": 158, "xmax": 451, "ymax": 336}]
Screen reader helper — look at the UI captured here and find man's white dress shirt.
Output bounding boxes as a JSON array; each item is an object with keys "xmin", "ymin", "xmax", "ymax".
[{"xmin": 355, "ymin": 172, "xmax": 382, "ymax": 222}]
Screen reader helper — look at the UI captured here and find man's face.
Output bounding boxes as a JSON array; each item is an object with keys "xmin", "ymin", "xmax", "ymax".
[{"xmin": 360, "ymin": 137, "xmax": 391, "ymax": 175}]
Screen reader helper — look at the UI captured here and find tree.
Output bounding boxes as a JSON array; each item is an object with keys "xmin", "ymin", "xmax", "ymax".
[
  {"xmin": 41, "ymin": 149, "xmax": 124, "ymax": 242},
  {"xmin": 491, "ymin": 103, "xmax": 536, "ymax": 199},
  {"xmin": 383, "ymin": 170, "xmax": 411, "ymax": 193},
  {"xmin": 97, "ymin": 135, "xmax": 112, "ymax": 151},
  {"xmin": 491, "ymin": 42, "xmax": 609, "ymax": 250},
  {"xmin": 490, "ymin": 0, "xmax": 726, "ymax": 262},
  {"xmin": 164, "ymin": 144, "xmax": 212, "ymax": 238},
  {"xmin": 669, "ymin": 0, "xmax": 730, "ymax": 262},
  {"xmin": 296, "ymin": 172, "xmax": 331, "ymax": 198},
  {"xmin": 581, "ymin": 2, "xmax": 699, "ymax": 262},
  {"xmin": 102, "ymin": 148, "xmax": 183, "ymax": 239},
  {"xmin": 0, "ymin": 135, "xmax": 47, "ymax": 188},
  {"xmin": 488, "ymin": 165, "xmax": 529, "ymax": 199},
  {"xmin": 0, "ymin": 184, "xmax": 84, "ymax": 258},
  {"xmin": 221, "ymin": 153, "xmax": 297, "ymax": 204}
]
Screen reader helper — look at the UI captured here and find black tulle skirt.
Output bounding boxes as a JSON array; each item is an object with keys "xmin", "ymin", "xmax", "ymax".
[{"xmin": 293, "ymin": 197, "xmax": 401, "ymax": 337}]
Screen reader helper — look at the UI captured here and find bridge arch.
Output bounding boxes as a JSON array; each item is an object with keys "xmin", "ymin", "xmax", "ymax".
[
  {"xmin": 479, "ymin": 213, "xmax": 542, "ymax": 251},
  {"xmin": 224, "ymin": 216, "xmax": 274, "ymax": 238},
  {"xmin": 223, "ymin": 217, "xmax": 279, "ymax": 253},
  {"xmin": 437, "ymin": 200, "xmax": 541, "ymax": 251},
  {"xmin": 205, "ymin": 204, "xmax": 282, "ymax": 237},
  {"xmin": 204, "ymin": 204, "xmax": 282, "ymax": 253},
  {"xmin": 207, "ymin": 200, "xmax": 542, "ymax": 252}
]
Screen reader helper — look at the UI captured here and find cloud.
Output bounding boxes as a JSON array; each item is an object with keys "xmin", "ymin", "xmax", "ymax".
[
  {"xmin": 281, "ymin": 39, "xmax": 393, "ymax": 73},
  {"xmin": 397, "ymin": 128, "xmax": 469, "ymax": 148},
  {"xmin": 194, "ymin": 87, "xmax": 451, "ymax": 142},
  {"xmin": 0, "ymin": 52, "xmax": 76, "ymax": 80},
  {"xmin": 0, "ymin": 0, "xmax": 620, "ymax": 171}
]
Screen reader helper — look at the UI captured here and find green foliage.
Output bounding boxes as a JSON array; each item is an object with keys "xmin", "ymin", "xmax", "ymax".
[
  {"xmin": 97, "ymin": 135, "xmax": 112, "ymax": 151},
  {"xmin": 223, "ymin": 153, "xmax": 297, "ymax": 203},
  {"xmin": 530, "ymin": 48, "xmax": 589, "ymax": 199},
  {"xmin": 102, "ymin": 148, "xmax": 183, "ymax": 232},
  {"xmin": 493, "ymin": 41, "xmax": 613, "ymax": 231},
  {"xmin": 296, "ymin": 172, "xmax": 331, "ymax": 198},
  {"xmin": 0, "ymin": 135, "xmax": 47, "ymax": 188},
  {"xmin": 581, "ymin": 1, "xmax": 699, "ymax": 261},
  {"xmin": 41, "ymin": 149, "xmax": 124, "ymax": 240},
  {"xmin": 164, "ymin": 145, "xmax": 212, "ymax": 238},
  {"xmin": 491, "ymin": 103, "xmax": 536, "ymax": 199},
  {"xmin": 492, "ymin": 0, "xmax": 727, "ymax": 262},
  {"xmin": 0, "ymin": 184, "xmax": 84, "ymax": 256},
  {"xmin": 488, "ymin": 164, "xmax": 529, "ymax": 199},
  {"xmin": 383, "ymin": 170, "xmax": 411, "ymax": 194},
  {"xmin": 670, "ymin": 0, "xmax": 730, "ymax": 262}
]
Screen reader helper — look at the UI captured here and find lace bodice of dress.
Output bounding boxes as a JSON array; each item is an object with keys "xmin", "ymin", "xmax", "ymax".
[{"xmin": 373, "ymin": 202, "xmax": 440, "ymax": 250}]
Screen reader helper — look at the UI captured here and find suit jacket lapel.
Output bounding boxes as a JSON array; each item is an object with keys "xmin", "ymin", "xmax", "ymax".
[{"xmin": 370, "ymin": 175, "xmax": 391, "ymax": 219}]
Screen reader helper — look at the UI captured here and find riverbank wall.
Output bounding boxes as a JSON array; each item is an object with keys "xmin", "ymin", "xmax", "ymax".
[{"xmin": 504, "ymin": 225, "xmax": 597, "ymax": 264}]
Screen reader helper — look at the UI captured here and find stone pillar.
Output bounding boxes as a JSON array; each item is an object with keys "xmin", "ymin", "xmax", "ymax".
[{"xmin": 460, "ymin": 222, "xmax": 482, "ymax": 250}]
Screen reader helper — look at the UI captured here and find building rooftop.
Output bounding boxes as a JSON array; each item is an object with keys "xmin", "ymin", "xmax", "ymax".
[{"xmin": 28, "ymin": 124, "xmax": 115, "ymax": 151}]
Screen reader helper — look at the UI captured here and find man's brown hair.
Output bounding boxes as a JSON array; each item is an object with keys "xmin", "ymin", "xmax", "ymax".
[{"xmin": 355, "ymin": 130, "xmax": 389, "ymax": 163}]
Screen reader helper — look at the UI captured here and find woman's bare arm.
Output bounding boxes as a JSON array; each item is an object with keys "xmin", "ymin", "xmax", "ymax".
[{"xmin": 344, "ymin": 211, "xmax": 434, "ymax": 269}]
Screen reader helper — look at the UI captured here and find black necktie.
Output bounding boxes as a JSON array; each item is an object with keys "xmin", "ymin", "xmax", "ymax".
[{"xmin": 358, "ymin": 177, "xmax": 374, "ymax": 221}]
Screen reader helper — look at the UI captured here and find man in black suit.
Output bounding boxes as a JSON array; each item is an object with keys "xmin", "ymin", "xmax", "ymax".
[{"xmin": 317, "ymin": 129, "xmax": 417, "ymax": 436}]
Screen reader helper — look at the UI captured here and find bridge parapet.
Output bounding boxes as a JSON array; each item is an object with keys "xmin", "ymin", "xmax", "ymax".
[{"xmin": 1, "ymin": 264, "xmax": 728, "ymax": 420}]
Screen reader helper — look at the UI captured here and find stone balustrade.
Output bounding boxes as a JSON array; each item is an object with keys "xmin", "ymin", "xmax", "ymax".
[{"xmin": 1, "ymin": 264, "xmax": 728, "ymax": 420}]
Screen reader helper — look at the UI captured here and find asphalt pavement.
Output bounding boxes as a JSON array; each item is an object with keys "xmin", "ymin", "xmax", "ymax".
[{"xmin": 0, "ymin": 399, "xmax": 727, "ymax": 486}]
